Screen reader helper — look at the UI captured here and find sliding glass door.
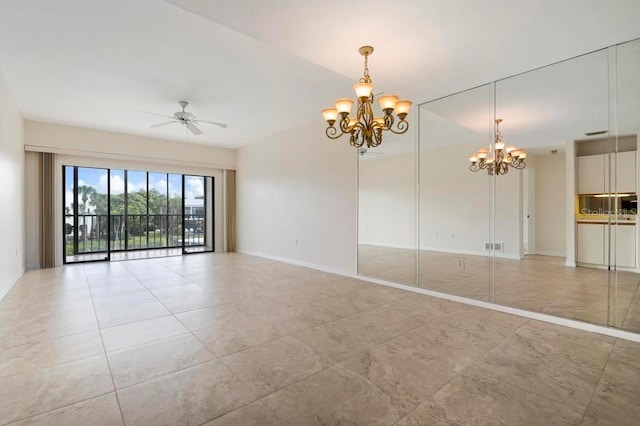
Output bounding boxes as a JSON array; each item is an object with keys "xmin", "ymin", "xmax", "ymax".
[{"xmin": 63, "ymin": 166, "xmax": 214, "ymax": 263}]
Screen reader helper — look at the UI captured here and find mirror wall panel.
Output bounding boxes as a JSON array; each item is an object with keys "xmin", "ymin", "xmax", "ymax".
[
  {"xmin": 493, "ymin": 48, "xmax": 611, "ymax": 325},
  {"xmin": 613, "ymin": 38, "xmax": 640, "ymax": 332},
  {"xmin": 418, "ymin": 84, "xmax": 494, "ymax": 301},
  {"xmin": 357, "ymin": 37, "xmax": 640, "ymax": 335},
  {"xmin": 358, "ymin": 130, "xmax": 417, "ymax": 286}
]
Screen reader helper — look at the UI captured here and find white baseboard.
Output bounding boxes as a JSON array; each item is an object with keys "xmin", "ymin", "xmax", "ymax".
[
  {"xmin": 0, "ymin": 270, "xmax": 24, "ymax": 301},
  {"xmin": 357, "ymin": 243, "xmax": 523, "ymax": 260},
  {"xmin": 419, "ymin": 246, "xmax": 522, "ymax": 260},
  {"xmin": 236, "ymin": 249, "xmax": 354, "ymax": 277},
  {"xmin": 236, "ymin": 249, "xmax": 640, "ymax": 343},
  {"xmin": 358, "ymin": 241, "xmax": 416, "ymax": 251},
  {"xmin": 532, "ymin": 250, "xmax": 566, "ymax": 258}
]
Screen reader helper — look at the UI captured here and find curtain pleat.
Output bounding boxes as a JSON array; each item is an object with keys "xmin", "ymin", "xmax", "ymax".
[
  {"xmin": 224, "ymin": 170, "xmax": 236, "ymax": 252},
  {"xmin": 40, "ymin": 152, "xmax": 56, "ymax": 268}
]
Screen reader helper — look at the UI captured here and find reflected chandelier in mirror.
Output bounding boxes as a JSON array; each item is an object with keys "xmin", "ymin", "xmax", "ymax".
[
  {"xmin": 321, "ymin": 46, "xmax": 412, "ymax": 148},
  {"xmin": 469, "ymin": 118, "xmax": 527, "ymax": 175}
]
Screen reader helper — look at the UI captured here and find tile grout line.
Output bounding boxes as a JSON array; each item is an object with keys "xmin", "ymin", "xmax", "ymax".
[
  {"xmin": 579, "ymin": 338, "xmax": 616, "ymax": 425},
  {"xmin": 82, "ymin": 264, "xmax": 128, "ymax": 426},
  {"xmin": 151, "ymin": 281, "xmax": 439, "ymax": 422},
  {"xmin": 0, "ymin": 392, "xmax": 116, "ymax": 426},
  {"xmin": 617, "ymin": 279, "xmax": 640, "ymax": 329},
  {"xmin": 122, "ymin": 262, "xmax": 266, "ymax": 426},
  {"xmin": 457, "ymin": 318, "xmax": 613, "ymax": 421}
]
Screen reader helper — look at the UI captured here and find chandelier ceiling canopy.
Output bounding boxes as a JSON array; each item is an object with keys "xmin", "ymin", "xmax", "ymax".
[
  {"xmin": 469, "ymin": 119, "xmax": 527, "ymax": 175},
  {"xmin": 322, "ymin": 46, "xmax": 412, "ymax": 149}
]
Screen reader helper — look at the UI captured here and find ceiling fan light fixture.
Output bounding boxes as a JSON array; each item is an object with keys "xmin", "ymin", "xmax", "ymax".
[{"xmin": 145, "ymin": 101, "xmax": 228, "ymax": 135}]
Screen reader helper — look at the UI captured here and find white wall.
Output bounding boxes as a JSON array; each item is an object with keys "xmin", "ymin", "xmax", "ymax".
[
  {"xmin": 534, "ymin": 152, "xmax": 566, "ymax": 256},
  {"xmin": 358, "ymin": 153, "xmax": 415, "ymax": 249},
  {"xmin": 0, "ymin": 69, "xmax": 24, "ymax": 299},
  {"xmin": 236, "ymin": 119, "xmax": 357, "ymax": 273},
  {"xmin": 24, "ymin": 120, "xmax": 236, "ymax": 170}
]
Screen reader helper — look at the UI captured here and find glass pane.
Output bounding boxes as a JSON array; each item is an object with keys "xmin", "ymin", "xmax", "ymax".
[
  {"xmin": 64, "ymin": 166, "xmax": 108, "ymax": 262},
  {"xmin": 78, "ymin": 167, "xmax": 108, "ymax": 254},
  {"xmin": 184, "ymin": 175, "xmax": 205, "ymax": 247},
  {"xmin": 63, "ymin": 166, "xmax": 74, "ymax": 260},
  {"xmin": 358, "ymin": 129, "xmax": 417, "ymax": 286},
  {"xmin": 168, "ymin": 174, "xmax": 183, "ymax": 247},
  {"xmin": 613, "ymin": 38, "xmax": 640, "ymax": 331},
  {"xmin": 148, "ymin": 172, "xmax": 168, "ymax": 248},
  {"xmin": 418, "ymin": 84, "xmax": 494, "ymax": 300},
  {"xmin": 109, "ymin": 169, "xmax": 125, "ymax": 251},
  {"xmin": 126, "ymin": 170, "xmax": 148, "ymax": 250},
  {"xmin": 494, "ymin": 48, "xmax": 610, "ymax": 325}
]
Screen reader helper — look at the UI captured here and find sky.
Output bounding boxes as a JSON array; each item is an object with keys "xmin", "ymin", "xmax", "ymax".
[{"xmin": 64, "ymin": 167, "xmax": 206, "ymax": 210}]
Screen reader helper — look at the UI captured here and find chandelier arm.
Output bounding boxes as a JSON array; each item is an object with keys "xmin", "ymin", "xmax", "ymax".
[
  {"xmin": 512, "ymin": 161, "xmax": 526, "ymax": 170},
  {"xmin": 350, "ymin": 130, "xmax": 365, "ymax": 148},
  {"xmin": 388, "ymin": 119, "xmax": 409, "ymax": 135},
  {"xmin": 369, "ymin": 127, "xmax": 382, "ymax": 148},
  {"xmin": 350, "ymin": 124, "xmax": 365, "ymax": 148},
  {"xmin": 325, "ymin": 126, "xmax": 345, "ymax": 140},
  {"xmin": 383, "ymin": 114, "xmax": 394, "ymax": 129}
]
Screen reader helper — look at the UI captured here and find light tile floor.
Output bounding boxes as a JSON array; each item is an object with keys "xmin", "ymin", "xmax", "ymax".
[
  {"xmin": 0, "ymin": 252, "xmax": 639, "ymax": 425},
  {"xmin": 359, "ymin": 244, "xmax": 640, "ymax": 333}
]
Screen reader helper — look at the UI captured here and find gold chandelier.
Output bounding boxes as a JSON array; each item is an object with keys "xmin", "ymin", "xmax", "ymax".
[
  {"xmin": 321, "ymin": 46, "xmax": 412, "ymax": 148},
  {"xmin": 469, "ymin": 119, "xmax": 527, "ymax": 175}
]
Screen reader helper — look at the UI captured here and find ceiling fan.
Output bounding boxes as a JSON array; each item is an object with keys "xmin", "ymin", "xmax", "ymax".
[
  {"xmin": 359, "ymin": 147, "xmax": 384, "ymax": 157},
  {"xmin": 143, "ymin": 101, "xmax": 228, "ymax": 135}
]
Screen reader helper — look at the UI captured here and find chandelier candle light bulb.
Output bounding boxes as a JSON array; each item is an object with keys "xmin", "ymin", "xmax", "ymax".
[
  {"xmin": 322, "ymin": 45, "xmax": 412, "ymax": 148},
  {"xmin": 469, "ymin": 119, "xmax": 527, "ymax": 175}
]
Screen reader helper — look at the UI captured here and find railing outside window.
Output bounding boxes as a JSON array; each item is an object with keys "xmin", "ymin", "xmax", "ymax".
[{"xmin": 64, "ymin": 213, "xmax": 205, "ymax": 255}]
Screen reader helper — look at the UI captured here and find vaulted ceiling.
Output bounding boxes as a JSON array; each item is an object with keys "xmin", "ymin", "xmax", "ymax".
[{"xmin": 0, "ymin": 0, "xmax": 639, "ymax": 148}]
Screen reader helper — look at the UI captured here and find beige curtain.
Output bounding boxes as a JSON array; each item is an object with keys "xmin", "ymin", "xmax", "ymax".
[
  {"xmin": 224, "ymin": 169, "xmax": 236, "ymax": 252},
  {"xmin": 39, "ymin": 152, "xmax": 56, "ymax": 268}
]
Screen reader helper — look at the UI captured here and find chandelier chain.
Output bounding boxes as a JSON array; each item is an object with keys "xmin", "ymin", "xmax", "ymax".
[{"xmin": 362, "ymin": 52, "xmax": 371, "ymax": 83}]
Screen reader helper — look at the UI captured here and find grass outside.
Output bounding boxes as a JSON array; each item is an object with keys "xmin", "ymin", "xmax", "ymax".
[{"xmin": 64, "ymin": 230, "xmax": 200, "ymax": 255}]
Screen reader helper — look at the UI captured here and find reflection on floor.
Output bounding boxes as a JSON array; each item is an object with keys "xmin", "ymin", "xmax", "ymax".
[
  {"xmin": 1, "ymin": 253, "xmax": 639, "ymax": 424},
  {"xmin": 359, "ymin": 244, "xmax": 640, "ymax": 332},
  {"xmin": 66, "ymin": 247, "xmax": 211, "ymax": 263}
]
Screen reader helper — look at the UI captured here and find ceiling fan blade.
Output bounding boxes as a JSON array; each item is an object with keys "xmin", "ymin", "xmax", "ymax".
[
  {"xmin": 197, "ymin": 120, "xmax": 228, "ymax": 129},
  {"xmin": 186, "ymin": 122, "xmax": 202, "ymax": 135},
  {"xmin": 140, "ymin": 111, "xmax": 175, "ymax": 120},
  {"xmin": 150, "ymin": 121, "xmax": 178, "ymax": 128}
]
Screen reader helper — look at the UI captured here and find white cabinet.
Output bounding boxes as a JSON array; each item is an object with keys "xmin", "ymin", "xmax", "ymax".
[
  {"xmin": 577, "ymin": 223, "xmax": 637, "ymax": 268},
  {"xmin": 577, "ymin": 223, "xmax": 605, "ymax": 264},
  {"xmin": 611, "ymin": 225, "xmax": 637, "ymax": 268},
  {"xmin": 612, "ymin": 151, "xmax": 636, "ymax": 194},
  {"xmin": 578, "ymin": 154, "xmax": 608, "ymax": 194},
  {"xmin": 578, "ymin": 155, "xmax": 606, "ymax": 194},
  {"xmin": 578, "ymin": 151, "xmax": 637, "ymax": 195}
]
